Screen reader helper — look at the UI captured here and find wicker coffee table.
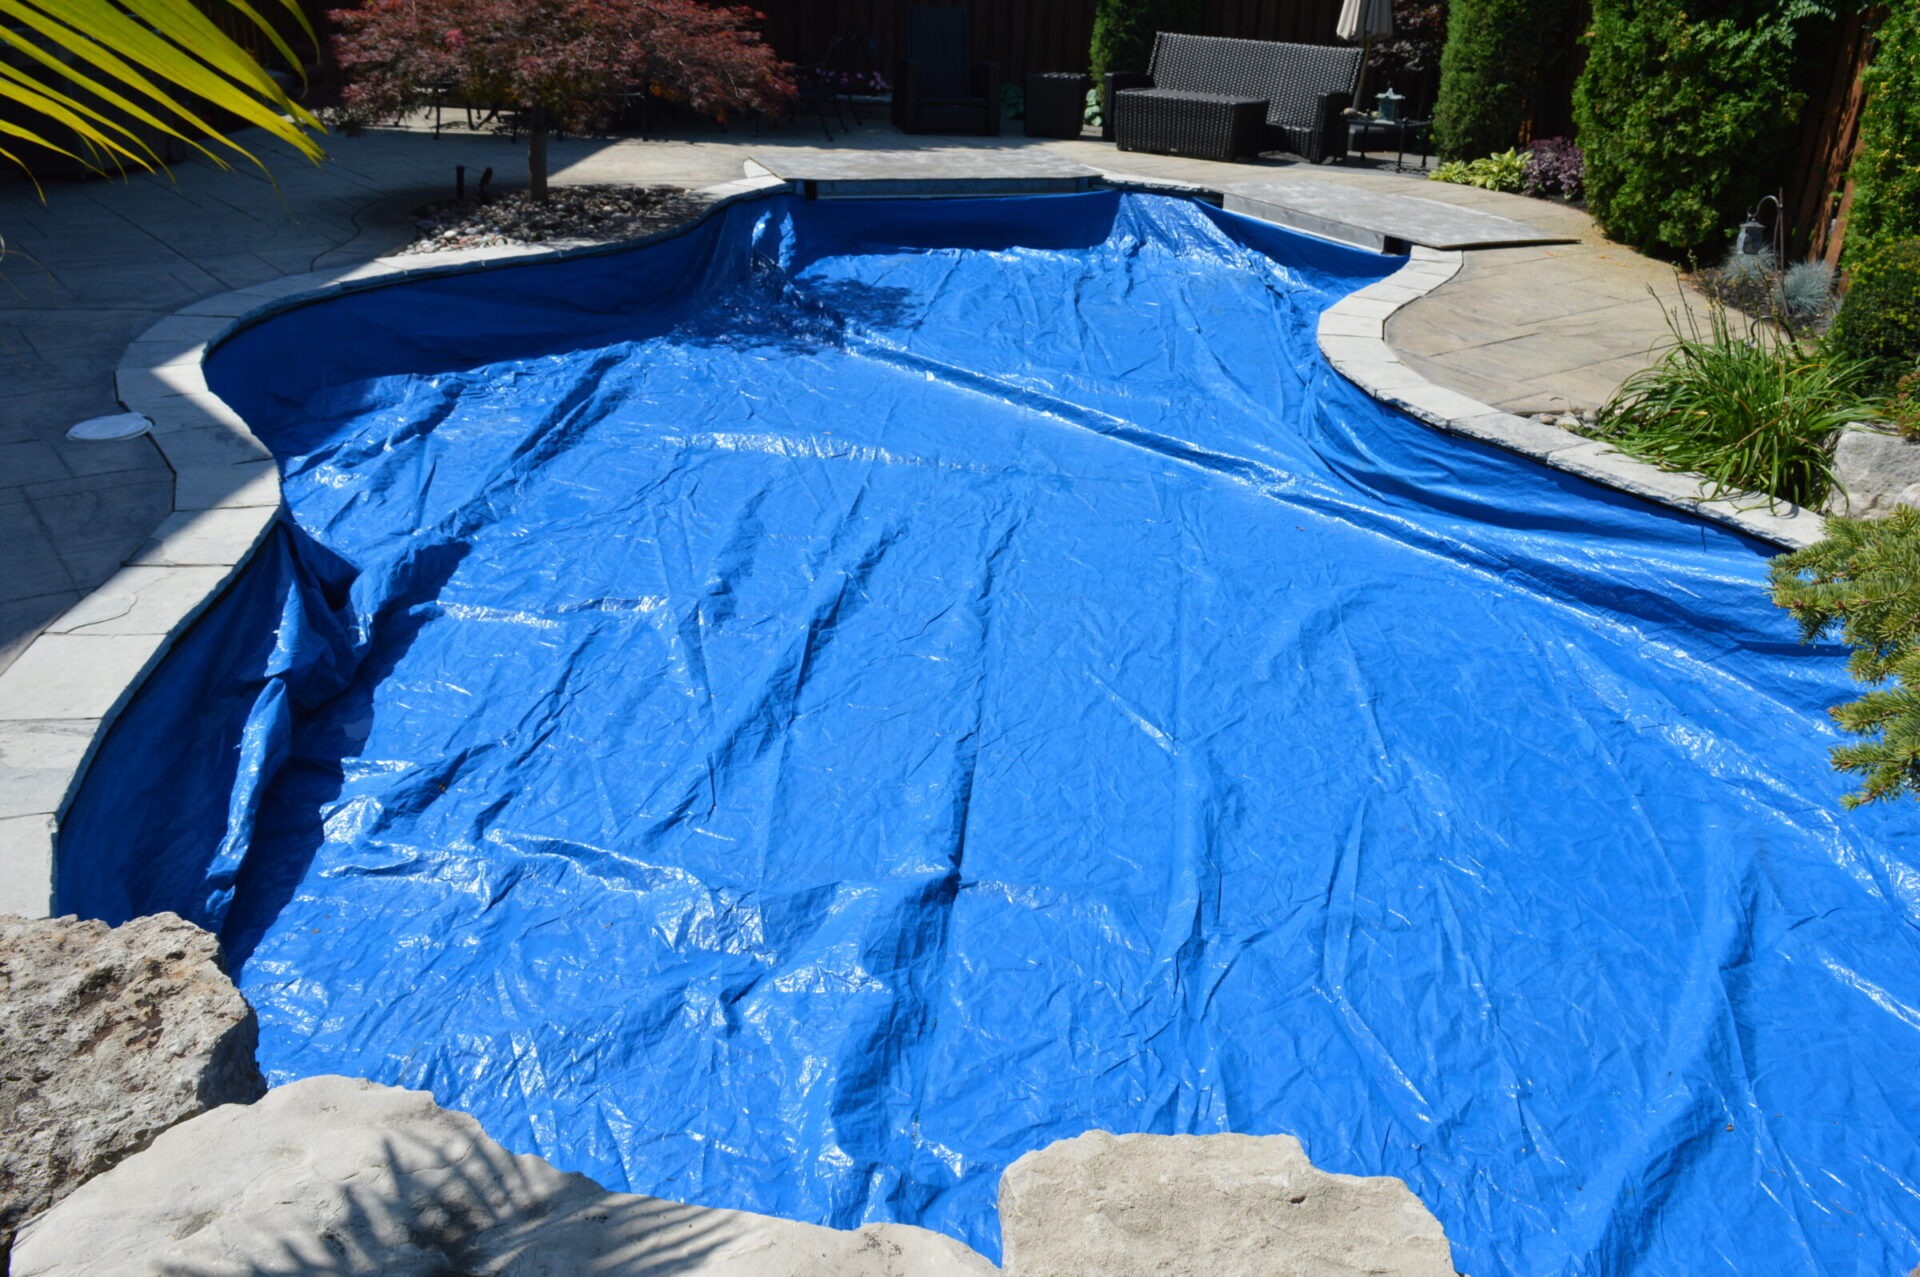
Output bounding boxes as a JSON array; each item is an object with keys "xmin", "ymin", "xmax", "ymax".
[{"xmin": 1113, "ymin": 89, "xmax": 1266, "ymax": 162}]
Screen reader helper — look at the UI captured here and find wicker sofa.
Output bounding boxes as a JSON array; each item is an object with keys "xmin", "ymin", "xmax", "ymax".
[{"xmin": 1107, "ymin": 34, "xmax": 1363, "ymax": 163}]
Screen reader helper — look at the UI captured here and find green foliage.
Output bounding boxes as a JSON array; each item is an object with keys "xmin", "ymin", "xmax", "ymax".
[
  {"xmin": 1090, "ymin": 0, "xmax": 1199, "ymax": 106},
  {"xmin": 1772, "ymin": 509, "xmax": 1920, "ymax": 807},
  {"xmin": 1431, "ymin": 0, "xmax": 1576, "ymax": 159},
  {"xmin": 1428, "ymin": 147, "xmax": 1527, "ymax": 192},
  {"xmin": 1843, "ymin": 0, "xmax": 1920, "ymax": 269},
  {"xmin": 0, "ymin": 0, "xmax": 322, "ymax": 181},
  {"xmin": 1593, "ymin": 296, "xmax": 1876, "ymax": 508},
  {"xmin": 1827, "ymin": 237, "xmax": 1920, "ymax": 393},
  {"xmin": 1891, "ymin": 368, "xmax": 1920, "ymax": 442},
  {"xmin": 1575, "ymin": 0, "xmax": 1834, "ymax": 257}
]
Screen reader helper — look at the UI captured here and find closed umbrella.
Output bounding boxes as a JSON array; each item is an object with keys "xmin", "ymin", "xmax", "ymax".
[{"xmin": 1337, "ymin": 0, "xmax": 1393, "ymax": 110}]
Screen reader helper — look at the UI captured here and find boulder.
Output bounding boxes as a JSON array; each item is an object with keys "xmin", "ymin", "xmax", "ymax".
[
  {"xmin": 1830, "ymin": 424, "xmax": 1920, "ymax": 518},
  {"xmin": 0, "ymin": 912, "xmax": 264, "ymax": 1244},
  {"xmin": 12, "ymin": 1074, "xmax": 998, "ymax": 1276},
  {"xmin": 999, "ymin": 1131, "xmax": 1456, "ymax": 1277}
]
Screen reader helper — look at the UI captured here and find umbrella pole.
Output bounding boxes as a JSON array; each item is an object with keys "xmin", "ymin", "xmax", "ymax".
[{"xmin": 1354, "ymin": 33, "xmax": 1374, "ymax": 111}]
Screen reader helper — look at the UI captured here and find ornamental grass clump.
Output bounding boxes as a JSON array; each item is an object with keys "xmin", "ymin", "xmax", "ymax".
[
  {"xmin": 1772, "ymin": 509, "xmax": 1920, "ymax": 807},
  {"xmin": 1593, "ymin": 298, "xmax": 1876, "ymax": 508}
]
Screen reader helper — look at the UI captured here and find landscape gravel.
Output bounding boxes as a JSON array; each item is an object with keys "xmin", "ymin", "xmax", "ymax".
[{"xmin": 398, "ymin": 184, "xmax": 703, "ymax": 254}]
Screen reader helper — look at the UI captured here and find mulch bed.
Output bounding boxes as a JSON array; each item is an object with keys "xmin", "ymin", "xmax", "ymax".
[{"xmin": 396, "ymin": 184, "xmax": 704, "ymax": 255}]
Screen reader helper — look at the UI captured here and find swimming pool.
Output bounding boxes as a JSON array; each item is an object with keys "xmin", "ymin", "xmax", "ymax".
[{"xmin": 60, "ymin": 191, "xmax": 1920, "ymax": 1274}]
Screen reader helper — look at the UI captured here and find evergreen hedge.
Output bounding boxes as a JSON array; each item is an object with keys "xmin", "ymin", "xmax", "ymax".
[
  {"xmin": 1090, "ymin": 0, "xmax": 1199, "ymax": 107},
  {"xmin": 1843, "ymin": 1, "xmax": 1920, "ymax": 269},
  {"xmin": 1575, "ymin": 0, "xmax": 1833, "ymax": 258},
  {"xmin": 1431, "ymin": 0, "xmax": 1575, "ymax": 161}
]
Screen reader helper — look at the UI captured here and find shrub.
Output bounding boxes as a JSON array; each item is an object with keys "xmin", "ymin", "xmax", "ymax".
[
  {"xmin": 1367, "ymin": 0, "xmax": 1450, "ymax": 87},
  {"xmin": 1592, "ymin": 297, "xmax": 1876, "ymax": 508},
  {"xmin": 1429, "ymin": 147, "xmax": 1527, "ymax": 192},
  {"xmin": 1781, "ymin": 260, "xmax": 1835, "ymax": 320},
  {"xmin": 1431, "ymin": 0, "xmax": 1578, "ymax": 159},
  {"xmin": 1843, "ymin": 1, "xmax": 1920, "ymax": 269},
  {"xmin": 1826, "ymin": 237, "xmax": 1920, "ymax": 392},
  {"xmin": 1889, "ymin": 367, "xmax": 1920, "ymax": 441},
  {"xmin": 1772, "ymin": 509, "xmax": 1920, "ymax": 807},
  {"xmin": 1521, "ymin": 136, "xmax": 1583, "ymax": 202},
  {"xmin": 1090, "ymin": 0, "xmax": 1199, "ymax": 108},
  {"xmin": 1575, "ymin": 0, "xmax": 1835, "ymax": 257},
  {"xmin": 328, "ymin": 0, "xmax": 792, "ymax": 198}
]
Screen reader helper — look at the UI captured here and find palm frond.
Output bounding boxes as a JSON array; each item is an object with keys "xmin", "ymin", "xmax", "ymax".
[{"xmin": 0, "ymin": 0, "xmax": 325, "ymax": 179}]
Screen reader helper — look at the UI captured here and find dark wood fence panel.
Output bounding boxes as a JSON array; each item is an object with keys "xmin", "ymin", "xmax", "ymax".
[
  {"xmin": 1785, "ymin": 5, "xmax": 1878, "ymax": 264},
  {"xmin": 753, "ymin": 0, "xmax": 1352, "ymax": 83}
]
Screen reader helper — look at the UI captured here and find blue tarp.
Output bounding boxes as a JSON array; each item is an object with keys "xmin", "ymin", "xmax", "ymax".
[{"xmin": 59, "ymin": 192, "xmax": 1920, "ymax": 1274}]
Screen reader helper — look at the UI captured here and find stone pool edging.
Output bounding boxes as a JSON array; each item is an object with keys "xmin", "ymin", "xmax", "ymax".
[
  {"xmin": 1314, "ymin": 248, "xmax": 1828, "ymax": 550},
  {"xmin": 0, "ymin": 173, "xmax": 793, "ymax": 918},
  {"xmin": 0, "ymin": 170, "xmax": 1827, "ymax": 920}
]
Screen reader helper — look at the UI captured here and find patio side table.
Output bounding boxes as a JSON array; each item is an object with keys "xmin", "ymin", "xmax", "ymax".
[
  {"xmin": 1346, "ymin": 115, "xmax": 1432, "ymax": 172},
  {"xmin": 1025, "ymin": 72, "xmax": 1089, "ymax": 138}
]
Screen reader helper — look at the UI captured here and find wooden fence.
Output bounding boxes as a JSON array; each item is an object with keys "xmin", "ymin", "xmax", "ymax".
[
  {"xmin": 752, "ymin": 0, "xmax": 1347, "ymax": 84},
  {"xmin": 1785, "ymin": 5, "xmax": 1880, "ymax": 264}
]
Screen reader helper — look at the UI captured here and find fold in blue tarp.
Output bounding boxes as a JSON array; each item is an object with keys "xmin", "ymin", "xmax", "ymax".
[{"xmin": 60, "ymin": 192, "xmax": 1920, "ymax": 1274}]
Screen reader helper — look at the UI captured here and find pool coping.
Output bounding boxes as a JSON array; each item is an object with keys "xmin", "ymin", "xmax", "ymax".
[{"xmin": 0, "ymin": 171, "xmax": 1825, "ymax": 918}]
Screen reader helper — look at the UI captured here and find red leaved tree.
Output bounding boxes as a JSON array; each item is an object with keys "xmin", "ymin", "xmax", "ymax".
[{"xmin": 328, "ymin": 0, "xmax": 793, "ymax": 198}]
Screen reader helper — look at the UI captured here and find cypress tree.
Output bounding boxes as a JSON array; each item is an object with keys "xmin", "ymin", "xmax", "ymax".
[
  {"xmin": 1090, "ymin": 0, "xmax": 1201, "ymax": 108},
  {"xmin": 1430, "ymin": 0, "xmax": 1576, "ymax": 160}
]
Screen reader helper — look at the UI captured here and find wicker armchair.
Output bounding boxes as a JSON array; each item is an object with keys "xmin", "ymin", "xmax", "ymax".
[
  {"xmin": 1107, "ymin": 34, "xmax": 1363, "ymax": 163},
  {"xmin": 892, "ymin": 6, "xmax": 1000, "ymax": 137}
]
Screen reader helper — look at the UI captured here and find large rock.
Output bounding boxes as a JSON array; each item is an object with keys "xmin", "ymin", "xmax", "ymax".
[
  {"xmin": 0, "ymin": 912, "xmax": 264, "ymax": 1243},
  {"xmin": 13, "ymin": 1075, "xmax": 998, "ymax": 1276},
  {"xmin": 1830, "ymin": 424, "xmax": 1920, "ymax": 518},
  {"xmin": 999, "ymin": 1131, "xmax": 1456, "ymax": 1277}
]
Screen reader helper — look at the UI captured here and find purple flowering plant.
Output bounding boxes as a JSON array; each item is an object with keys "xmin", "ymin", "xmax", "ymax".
[{"xmin": 1523, "ymin": 137, "xmax": 1585, "ymax": 203}]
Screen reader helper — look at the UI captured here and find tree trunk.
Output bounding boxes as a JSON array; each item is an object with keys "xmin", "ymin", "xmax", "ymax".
[{"xmin": 528, "ymin": 105, "xmax": 549, "ymax": 201}]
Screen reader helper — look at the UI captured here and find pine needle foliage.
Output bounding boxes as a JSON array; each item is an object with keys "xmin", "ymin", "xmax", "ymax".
[
  {"xmin": 1592, "ymin": 296, "xmax": 1876, "ymax": 508},
  {"xmin": 1771, "ymin": 509, "xmax": 1920, "ymax": 807}
]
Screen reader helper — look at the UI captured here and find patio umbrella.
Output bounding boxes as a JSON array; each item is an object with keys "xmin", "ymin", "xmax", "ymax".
[{"xmin": 1337, "ymin": 0, "xmax": 1394, "ymax": 110}]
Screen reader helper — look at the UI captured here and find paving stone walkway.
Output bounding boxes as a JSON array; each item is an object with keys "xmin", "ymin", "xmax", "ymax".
[{"xmin": 0, "ymin": 117, "xmax": 1697, "ymax": 678}]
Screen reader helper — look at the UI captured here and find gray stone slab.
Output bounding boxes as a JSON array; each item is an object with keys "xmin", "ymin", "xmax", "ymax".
[
  {"xmin": 172, "ymin": 460, "xmax": 280, "ymax": 511},
  {"xmin": 0, "ymin": 719, "xmax": 93, "ymax": 820},
  {"xmin": 124, "ymin": 507, "xmax": 275, "ymax": 569},
  {"xmin": 1225, "ymin": 183, "xmax": 1572, "ymax": 250},
  {"xmin": 752, "ymin": 148, "xmax": 1098, "ymax": 197},
  {"xmin": 0, "ymin": 633, "xmax": 162, "ymax": 721},
  {"xmin": 44, "ymin": 566, "xmax": 232, "ymax": 639},
  {"xmin": 0, "ymin": 812, "xmax": 56, "ymax": 917}
]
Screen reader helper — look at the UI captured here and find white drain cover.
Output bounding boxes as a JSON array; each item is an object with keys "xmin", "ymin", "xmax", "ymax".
[{"xmin": 66, "ymin": 412, "xmax": 153, "ymax": 441}]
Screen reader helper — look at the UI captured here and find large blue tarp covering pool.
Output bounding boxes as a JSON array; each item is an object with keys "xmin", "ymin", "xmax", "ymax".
[{"xmin": 60, "ymin": 192, "xmax": 1920, "ymax": 1273}]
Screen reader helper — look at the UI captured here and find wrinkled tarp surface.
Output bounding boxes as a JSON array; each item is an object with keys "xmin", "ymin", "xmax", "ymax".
[{"xmin": 59, "ymin": 193, "xmax": 1920, "ymax": 1274}]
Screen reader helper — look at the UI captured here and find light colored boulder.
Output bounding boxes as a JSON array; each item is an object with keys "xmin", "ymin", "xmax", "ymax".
[
  {"xmin": 0, "ymin": 912, "xmax": 264, "ymax": 1241},
  {"xmin": 999, "ymin": 1131, "xmax": 1455, "ymax": 1277},
  {"xmin": 13, "ymin": 1075, "xmax": 998, "ymax": 1277},
  {"xmin": 1830, "ymin": 424, "xmax": 1920, "ymax": 518}
]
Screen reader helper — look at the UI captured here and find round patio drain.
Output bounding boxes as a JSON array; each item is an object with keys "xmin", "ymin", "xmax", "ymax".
[{"xmin": 66, "ymin": 412, "xmax": 153, "ymax": 441}]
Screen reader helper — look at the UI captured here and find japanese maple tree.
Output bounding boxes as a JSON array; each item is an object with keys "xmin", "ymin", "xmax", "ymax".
[{"xmin": 328, "ymin": 0, "xmax": 793, "ymax": 198}]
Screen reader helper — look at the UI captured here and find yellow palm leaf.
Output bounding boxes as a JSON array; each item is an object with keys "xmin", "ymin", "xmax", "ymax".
[{"xmin": 0, "ymin": 0, "xmax": 325, "ymax": 179}]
